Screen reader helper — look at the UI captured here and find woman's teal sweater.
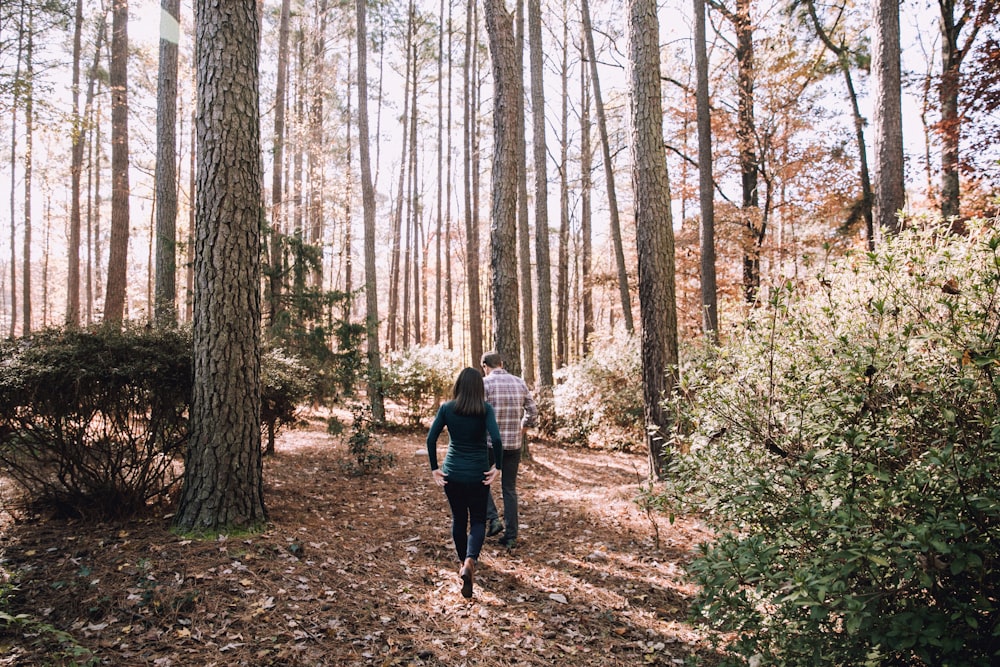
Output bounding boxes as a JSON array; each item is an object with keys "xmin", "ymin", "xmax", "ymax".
[{"xmin": 426, "ymin": 401, "xmax": 503, "ymax": 483}]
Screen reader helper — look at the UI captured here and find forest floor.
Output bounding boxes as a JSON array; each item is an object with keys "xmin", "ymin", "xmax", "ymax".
[{"xmin": 0, "ymin": 407, "xmax": 721, "ymax": 666}]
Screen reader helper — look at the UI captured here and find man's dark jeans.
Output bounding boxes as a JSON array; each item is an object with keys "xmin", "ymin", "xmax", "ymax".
[{"xmin": 486, "ymin": 448, "xmax": 520, "ymax": 539}]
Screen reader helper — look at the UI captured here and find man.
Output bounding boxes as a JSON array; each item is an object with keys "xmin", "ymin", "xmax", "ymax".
[{"xmin": 481, "ymin": 351, "xmax": 538, "ymax": 549}]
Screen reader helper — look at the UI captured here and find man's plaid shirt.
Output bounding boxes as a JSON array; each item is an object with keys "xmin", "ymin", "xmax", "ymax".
[{"xmin": 483, "ymin": 368, "xmax": 538, "ymax": 451}]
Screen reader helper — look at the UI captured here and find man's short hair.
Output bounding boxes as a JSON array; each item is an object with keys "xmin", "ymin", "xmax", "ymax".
[{"xmin": 481, "ymin": 351, "xmax": 503, "ymax": 369}]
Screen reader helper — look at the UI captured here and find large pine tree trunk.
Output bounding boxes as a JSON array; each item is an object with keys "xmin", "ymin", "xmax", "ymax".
[
  {"xmin": 154, "ymin": 0, "xmax": 180, "ymax": 327},
  {"xmin": 871, "ymin": 0, "xmax": 904, "ymax": 235},
  {"xmin": 356, "ymin": 0, "xmax": 386, "ymax": 422},
  {"xmin": 175, "ymin": 0, "xmax": 266, "ymax": 532},
  {"xmin": 580, "ymin": 0, "xmax": 632, "ymax": 333},
  {"xmin": 629, "ymin": 0, "xmax": 679, "ymax": 477},
  {"xmin": 104, "ymin": 0, "xmax": 130, "ymax": 326},
  {"xmin": 483, "ymin": 0, "xmax": 521, "ymax": 375}
]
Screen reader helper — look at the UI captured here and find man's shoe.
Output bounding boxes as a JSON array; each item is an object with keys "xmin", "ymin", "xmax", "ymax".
[
  {"xmin": 498, "ymin": 535, "xmax": 517, "ymax": 549},
  {"xmin": 487, "ymin": 519, "xmax": 504, "ymax": 537}
]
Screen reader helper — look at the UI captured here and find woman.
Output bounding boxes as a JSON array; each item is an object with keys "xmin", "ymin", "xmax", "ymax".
[{"xmin": 426, "ymin": 367, "xmax": 503, "ymax": 598}]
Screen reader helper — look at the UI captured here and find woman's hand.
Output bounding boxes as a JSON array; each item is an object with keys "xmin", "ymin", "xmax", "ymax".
[
  {"xmin": 483, "ymin": 465, "xmax": 500, "ymax": 486},
  {"xmin": 431, "ymin": 468, "xmax": 447, "ymax": 487}
]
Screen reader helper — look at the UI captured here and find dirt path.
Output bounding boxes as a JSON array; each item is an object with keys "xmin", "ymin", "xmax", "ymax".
[{"xmin": 0, "ymin": 413, "xmax": 718, "ymax": 666}]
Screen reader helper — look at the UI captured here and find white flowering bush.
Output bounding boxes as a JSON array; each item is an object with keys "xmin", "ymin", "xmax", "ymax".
[{"xmin": 383, "ymin": 345, "xmax": 462, "ymax": 426}]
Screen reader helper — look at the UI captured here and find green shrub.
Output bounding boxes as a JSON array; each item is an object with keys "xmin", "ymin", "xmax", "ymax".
[
  {"xmin": 261, "ymin": 347, "xmax": 314, "ymax": 454},
  {"xmin": 0, "ymin": 325, "xmax": 192, "ymax": 518},
  {"xmin": 383, "ymin": 345, "xmax": 460, "ymax": 426},
  {"xmin": 660, "ymin": 219, "xmax": 1000, "ymax": 666},
  {"xmin": 553, "ymin": 332, "xmax": 643, "ymax": 449},
  {"xmin": 339, "ymin": 403, "xmax": 394, "ymax": 476}
]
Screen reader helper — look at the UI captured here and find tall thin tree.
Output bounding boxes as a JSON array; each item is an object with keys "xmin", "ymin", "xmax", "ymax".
[
  {"xmin": 356, "ymin": 0, "xmax": 386, "ymax": 422},
  {"xmin": 154, "ymin": 0, "xmax": 180, "ymax": 327},
  {"xmin": 104, "ymin": 0, "xmax": 131, "ymax": 326},
  {"xmin": 694, "ymin": 0, "xmax": 718, "ymax": 336},
  {"xmin": 629, "ymin": 0, "xmax": 679, "ymax": 476},
  {"xmin": 871, "ymin": 0, "xmax": 904, "ymax": 234},
  {"xmin": 581, "ymin": 0, "xmax": 633, "ymax": 333},
  {"xmin": 528, "ymin": 0, "xmax": 553, "ymax": 390},
  {"xmin": 67, "ymin": 0, "xmax": 85, "ymax": 328},
  {"xmin": 463, "ymin": 0, "xmax": 484, "ymax": 365}
]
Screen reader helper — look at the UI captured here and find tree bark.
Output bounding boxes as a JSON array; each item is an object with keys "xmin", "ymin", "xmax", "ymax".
[
  {"xmin": 555, "ymin": 0, "xmax": 570, "ymax": 369},
  {"xmin": 268, "ymin": 0, "xmax": 291, "ymax": 331},
  {"xmin": 175, "ymin": 0, "xmax": 266, "ymax": 532},
  {"xmin": 104, "ymin": 0, "xmax": 130, "ymax": 326},
  {"xmin": 464, "ymin": 0, "xmax": 483, "ymax": 365},
  {"xmin": 483, "ymin": 0, "xmax": 522, "ymax": 375},
  {"xmin": 154, "ymin": 0, "xmax": 180, "ymax": 327},
  {"xmin": 514, "ymin": 0, "xmax": 535, "ymax": 385},
  {"xmin": 579, "ymin": 35, "xmax": 593, "ymax": 356},
  {"xmin": 528, "ymin": 0, "xmax": 553, "ymax": 389},
  {"xmin": 581, "ymin": 0, "xmax": 633, "ymax": 333},
  {"xmin": 22, "ymin": 13, "xmax": 34, "ymax": 335},
  {"xmin": 67, "ymin": 0, "xmax": 85, "ymax": 328},
  {"xmin": 694, "ymin": 0, "xmax": 717, "ymax": 337},
  {"xmin": 871, "ymin": 0, "xmax": 904, "ymax": 235},
  {"xmin": 356, "ymin": 0, "xmax": 386, "ymax": 422},
  {"xmin": 629, "ymin": 0, "xmax": 679, "ymax": 477}
]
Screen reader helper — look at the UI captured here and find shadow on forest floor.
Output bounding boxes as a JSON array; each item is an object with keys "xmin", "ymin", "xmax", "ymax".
[{"xmin": 0, "ymin": 408, "xmax": 720, "ymax": 666}]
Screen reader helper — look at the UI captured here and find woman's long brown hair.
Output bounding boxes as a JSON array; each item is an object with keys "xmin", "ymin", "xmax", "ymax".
[{"xmin": 452, "ymin": 367, "xmax": 486, "ymax": 416}]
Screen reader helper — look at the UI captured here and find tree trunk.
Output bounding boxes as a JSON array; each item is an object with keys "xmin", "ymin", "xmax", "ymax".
[
  {"xmin": 483, "ymin": 0, "xmax": 522, "ymax": 375},
  {"xmin": 307, "ymin": 0, "xmax": 327, "ymax": 289},
  {"xmin": 355, "ymin": 0, "xmax": 386, "ymax": 422},
  {"xmin": 556, "ymin": 0, "xmax": 570, "ymax": 369},
  {"xmin": 104, "ymin": 0, "xmax": 130, "ymax": 326},
  {"xmin": 694, "ymin": 0, "xmax": 717, "ymax": 337},
  {"xmin": 804, "ymin": 0, "xmax": 874, "ymax": 250},
  {"xmin": 871, "ymin": 0, "xmax": 904, "ymax": 235},
  {"xmin": 22, "ymin": 14, "xmax": 34, "ymax": 336},
  {"xmin": 154, "ymin": 0, "xmax": 180, "ymax": 327},
  {"xmin": 388, "ymin": 8, "xmax": 413, "ymax": 351},
  {"xmin": 514, "ymin": 0, "xmax": 535, "ymax": 385},
  {"xmin": 435, "ymin": 0, "xmax": 445, "ymax": 344},
  {"xmin": 268, "ymin": 0, "xmax": 291, "ymax": 331},
  {"xmin": 580, "ymin": 0, "xmax": 633, "ymax": 333},
  {"xmin": 175, "ymin": 0, "xmax": 266, "ymax": 532},
  {"xmin": 734, "ymin": 0, "xmax": 761, "ymax": 304},
  {"xmin": 464, "ymin": 0, "xmax": 483, "ymax": 365},
  {"xmin": 528, "ymin": 0, "xmax": 553, "ymax": 389},
  {"xmin": 8, "ymin": 8, "xmax": 23, "ymax": 338},
  {"xmin": 629, "ymin": 0, "xmax": 679, "ymax": 477},
  {"xmin": 445, "ymin": 0, "xmax": 454, "ymax": 349},
  {"xmin": 67, "ymin": 0, "xmax": 85, "ymax": 328},
  {"xmin": 580, "ymin": 36, "xmax": 593, "ymax": 357}
]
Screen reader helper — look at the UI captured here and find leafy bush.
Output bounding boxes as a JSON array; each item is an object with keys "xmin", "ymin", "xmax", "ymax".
[
  {"xmin": 553, "ymin": 332, "xmax": 643, "ymax": 449},
  {"xmin": 660, "ymin": 219, "xmax": 1000, "ymax": 666},
  {"xmin": 0, "ymin": 325, "xmax": 192, "ymax": 518},
  {"xmin": 261, "ymin": 347, "xmax": 314, "ymax": 454},
  {"xmin": 337, "ymin": 404, "xmax": 395, "ymax": 476},
  {"xmin": 383, "ymin": 345, "xmax": 460, "ymax": 426}
]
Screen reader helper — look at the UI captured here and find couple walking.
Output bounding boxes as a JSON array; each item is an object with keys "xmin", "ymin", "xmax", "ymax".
[{"xmin": 425, "ymin": 351, "xmax": 538, "ymax": 598}]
